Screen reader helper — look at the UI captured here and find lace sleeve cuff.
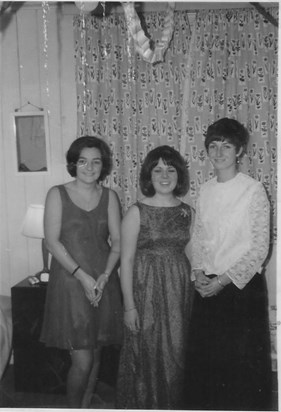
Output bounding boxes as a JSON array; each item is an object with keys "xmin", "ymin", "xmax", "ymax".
[{"xmin": 225, "ymin": 184, "xmax": 270, "ymax": 289}]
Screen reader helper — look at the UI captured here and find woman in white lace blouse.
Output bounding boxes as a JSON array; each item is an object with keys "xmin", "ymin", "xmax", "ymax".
[{"xmin": 185, "ymin": 118, "xmax": 272, "ymax": 411}]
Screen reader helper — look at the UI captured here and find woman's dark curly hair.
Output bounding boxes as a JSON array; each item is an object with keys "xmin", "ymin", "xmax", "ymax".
[
  {"xmin": 140, "ymin": 145, "xmax": 189, "ymax": 197},
  {"xmin": 66, "ymin": 135, "xmax": 112, "ymax": 181},
  {"xmin": 205, "ymin": 118, "xmax": 249, "ymax": 156}
]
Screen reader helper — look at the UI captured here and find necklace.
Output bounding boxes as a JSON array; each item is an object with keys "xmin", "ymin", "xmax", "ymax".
[{"xmin": 122, "ymin": 2, "xmax": 175, "ymax": 64}]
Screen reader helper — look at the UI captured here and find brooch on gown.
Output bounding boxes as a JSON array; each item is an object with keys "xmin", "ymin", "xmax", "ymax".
[{"xmin": 180, "ymin": 208, "xmax": 189, "ymax": 218}]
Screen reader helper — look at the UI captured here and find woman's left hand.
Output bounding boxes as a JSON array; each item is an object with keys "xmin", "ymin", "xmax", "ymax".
[
  {"xmin": 196, "ymin": 277, "xmax": 223, "ymax": 298},
  {"xmin": 94, "ymin": 273, "xmax": 109, "ymax": 300}
]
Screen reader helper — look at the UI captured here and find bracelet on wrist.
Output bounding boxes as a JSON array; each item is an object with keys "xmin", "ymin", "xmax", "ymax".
[
  {"xmin": 217, "ymin": 276, "xmax": 224, "ymax": 288},
  {"xmin": 103, "ymin": 272, "xmax": 110, "ymax": 281},
  {"xmin": 124, "ymin": 307, "xmax": 136, "ymax": 312},
  {"xmin": 72, "ymin": 265, "xmax": 80, "ymax": 276}
]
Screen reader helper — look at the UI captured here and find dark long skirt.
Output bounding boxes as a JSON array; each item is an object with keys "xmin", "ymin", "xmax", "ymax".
[{"xmin": 185, "ymin": 273, "xmax": 272, "ymax": 411}]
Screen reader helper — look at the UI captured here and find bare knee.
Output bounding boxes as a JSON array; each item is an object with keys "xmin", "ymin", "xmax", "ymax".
[{"xmin": 70, "ymin": 349, "xmax": 93, "ymax": 377}]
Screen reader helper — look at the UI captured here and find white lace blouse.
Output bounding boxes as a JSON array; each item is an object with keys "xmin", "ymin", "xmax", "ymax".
[{"xmin": 191, "ymin": 172, "xmax": 270, "ymax": 289}]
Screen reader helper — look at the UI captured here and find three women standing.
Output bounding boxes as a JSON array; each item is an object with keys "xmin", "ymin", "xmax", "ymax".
[{"xmin": 41, "ymin": 125, "xmax": 272, "ymax": 410}]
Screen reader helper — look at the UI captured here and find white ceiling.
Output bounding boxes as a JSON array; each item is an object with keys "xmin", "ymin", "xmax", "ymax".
[
  {"xmin": 137, "ymin": 2, "xmax": 278, "ymax": 11},
  {"xmin": 23, "ymin": 1, "xmax": 279, "ymax": 14}
]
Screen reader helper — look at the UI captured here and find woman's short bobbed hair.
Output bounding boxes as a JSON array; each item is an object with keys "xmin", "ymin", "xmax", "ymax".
[
  {"xmin": 140, "ymin": 145, "xmax": 189, "ymax": 197},
  {"xmin": 66, "ymin": 135, "xmax": 112, "ymax": 181},
  {"xmin": 205, "ymin": 118, "xmax": 249, "ymax": 155}
]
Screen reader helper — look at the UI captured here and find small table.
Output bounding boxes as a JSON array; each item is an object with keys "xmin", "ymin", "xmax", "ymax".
[{"xmin": 11, "ymin": 277, "xmax": 70, "ymax": 393}]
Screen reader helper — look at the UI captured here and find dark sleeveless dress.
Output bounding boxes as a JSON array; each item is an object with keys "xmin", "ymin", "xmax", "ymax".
[
  {"xmin": 116, "ymin": 202, "xmax": 194, "ymax": 410},
  {"xmin": 40, "ymin": 185, "xmax": 123, "ymax": 350}
]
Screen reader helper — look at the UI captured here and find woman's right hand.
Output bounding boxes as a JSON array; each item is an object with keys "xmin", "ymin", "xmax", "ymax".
[
  {"xmin": 78, "ymin": 272, "xmax": 101, "ymax": 306},
  {"xmin": 194, "ymin": 270, "xmax": 211, "ymax": 294},
  {"xmin": 124, "ymin": 308, "xmax": 140, "ymax": 333}
]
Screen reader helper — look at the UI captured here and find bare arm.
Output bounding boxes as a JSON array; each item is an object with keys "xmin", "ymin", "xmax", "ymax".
[
  {"xmin": 189, "ymin": 197, "xmax": 211, "ymax": 290},
  {"xmin": 190, "ymin": 194, "xmax": 206, "ymax": 279},
  {"xmin": 96, "ymin": 189, "xmax": 121, "ymax": 291},
  {"xmin": 185, "ymin": 206, "xmax": 195, "ymax": 262},
  {"xmin": 120, "ymin": 204, "xmax": 140, "ymax": 332},
  {"xmin": 44, "ymin": 186, "xmax": 98, "ymax": 304}
]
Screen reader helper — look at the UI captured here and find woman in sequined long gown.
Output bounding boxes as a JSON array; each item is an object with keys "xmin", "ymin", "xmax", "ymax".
[{"xmin": 116, "ymin": 146, "xmax": 194, "ymax": 410}]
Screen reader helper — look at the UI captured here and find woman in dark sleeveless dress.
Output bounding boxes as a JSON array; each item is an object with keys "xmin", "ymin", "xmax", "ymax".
[
  {"xmin": 116, "ymin": 145, "xmax": 194, "ymax": 409},
  {"xmin": 40, "ymin": 136, "xmax": 123, "ymax": 408}
]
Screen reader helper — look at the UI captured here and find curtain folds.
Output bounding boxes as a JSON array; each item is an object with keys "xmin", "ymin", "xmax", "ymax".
[
  {"xmin": 180, "ymin": 8, "xmax": 278, "ymax": 236},
  {"xmin": 74, "ymin": 10, "xmax": 191, "ymax": 210},
  {"xmin": 74, "ymin": 6, "xmax": 278, "ymax": 370}
]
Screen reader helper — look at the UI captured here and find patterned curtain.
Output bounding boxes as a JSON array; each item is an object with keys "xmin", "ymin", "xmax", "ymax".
[
  {"xmin": 74, "ymin": 6, "xmax": 278, "ymax": 370},
  {"xmin": 73, "ymin": 10, "xmax": 191, "ymax": 211},
  {"xmin": 181, "ymin": 7, "xmax": 278, "ymax": 230},
  {"xmin": 180, "ymin": 7, "xmax": 278, "ymax": 370}
]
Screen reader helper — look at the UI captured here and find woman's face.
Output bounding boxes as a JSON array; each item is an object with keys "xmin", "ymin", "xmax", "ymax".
[
  {"xmin": 207, "ymin": 140, "xmax": 241, "ymax": 172},
  {"xmin": 151, "ymin": 158, "xmax": 178, "ymax": 195},
  {"xmin": 76, "ymin": 147, "xmax": 103, "ymax": 183}
]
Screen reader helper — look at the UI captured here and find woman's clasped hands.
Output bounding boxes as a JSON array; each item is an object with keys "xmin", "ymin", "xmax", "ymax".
[
  {"xmin": 79, "ymin": 273, "xmax": 105, "ymax": 307},
  {"xmin": 90, "ymin": 273, "xmax": 109, "ymax": 306},
  {"xmin": 194, "ymin": 270, "xmax": 223, "ymax": 298},
  {"xmin": 90, "ymin": 284, "xmax": 101, "ymax": 307}
]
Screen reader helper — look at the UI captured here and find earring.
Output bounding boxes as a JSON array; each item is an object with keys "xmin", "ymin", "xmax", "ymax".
[{"xmin": 236, "ymin": 156, "xmax": 240, "ymax": 164}]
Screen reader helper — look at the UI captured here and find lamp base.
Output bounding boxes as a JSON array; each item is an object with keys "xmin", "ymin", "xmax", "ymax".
[
  {"xmin": 39, "ymin": 272, "xmax": 49, "ymax": 283},
  {"xmin": 34, "ymin": 270, "xmax": 49, "ymax": 283}
]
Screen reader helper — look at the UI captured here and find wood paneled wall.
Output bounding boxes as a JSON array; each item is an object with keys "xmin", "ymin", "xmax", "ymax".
[{"xmin": 0, "ymin": 3, "xmax": 77, "ymax": 294}]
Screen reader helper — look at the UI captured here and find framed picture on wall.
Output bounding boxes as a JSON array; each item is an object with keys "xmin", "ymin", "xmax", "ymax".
[{"xmin": 12, "ymin": 111, "xmax": 50, "ymax": 174}]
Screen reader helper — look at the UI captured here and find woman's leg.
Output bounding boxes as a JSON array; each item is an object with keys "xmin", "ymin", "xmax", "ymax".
[
  {"xmin": 81, "ymin": 347, "xmax": 102, "ymax": 408},
  {"xmin": 67, "ymin": 348, "xmax": 93, "ymax": 408}
]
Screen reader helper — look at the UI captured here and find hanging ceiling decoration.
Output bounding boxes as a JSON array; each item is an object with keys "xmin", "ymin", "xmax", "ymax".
[
  {"xmin": 75, "ymin": 1, "xmax": 99, "ymax": 13},
  {"xmin": 73, "ymin": 1, "xmax": 176, "ymax": 64},
  {"xmin": 122, "ymin": 2, "xmax": 175, "ymax": 64}
]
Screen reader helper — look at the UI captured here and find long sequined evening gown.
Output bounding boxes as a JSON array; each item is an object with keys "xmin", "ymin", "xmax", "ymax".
[{"xmin": 116, "ymin": 201, "xmax": 193, "ymax": 410}]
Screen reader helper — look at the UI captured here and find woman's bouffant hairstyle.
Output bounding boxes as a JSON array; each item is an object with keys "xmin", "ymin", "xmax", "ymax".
[
  {"xmin": 66, "ymin": 135, "xmax": 112, "ymax": 181},
  {"xmin": 205, "ymin": 118, "xmax": 249, "ymax": 156},
  {"xmin": 140, "ymin": 145, "xmax": 189, "ymax": 197}
]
